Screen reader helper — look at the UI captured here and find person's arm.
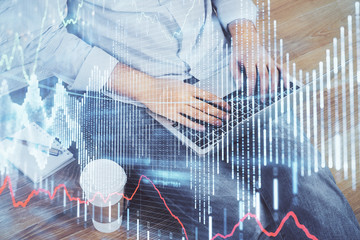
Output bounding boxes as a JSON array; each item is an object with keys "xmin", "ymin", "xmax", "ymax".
[
  {"xmin": 212, "ymin": 0, "xmax": 287, "ymax": 99},
  {"xmin": 108, "ymin": 63, "xmax": 230, "ymax": 131},
  {"xmin": 38, "ymin": 27, "xmax": 118, "ymax": 92},
  {"xmin": 0, "ymin": 1, "xmax": 227, "ymax": 131},
  {"xmin": 0, "ymin": 0, "xmax": 117, "ymax": 92}
]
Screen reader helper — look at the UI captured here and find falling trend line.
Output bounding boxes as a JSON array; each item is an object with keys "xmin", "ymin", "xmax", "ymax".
[
  {"xmin": 0, "ymin": 175, "xmax": 190, "ymax": 238},
  {"xmin": 0, "ymin": 175, "xmax": 318, "ymax": 240}
]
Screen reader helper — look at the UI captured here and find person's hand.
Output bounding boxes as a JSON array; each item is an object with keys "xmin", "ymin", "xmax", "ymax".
[
  {"xmin": 228, "ymin": 20, "xmax": 288, "ymax": 101},
  {"xmin": 108, "ymin": 64, "xmax": 230, "ymax": 131},
  {"xmin": 137, "ymin": 78, "xmax": 230, "ymax": 131}
]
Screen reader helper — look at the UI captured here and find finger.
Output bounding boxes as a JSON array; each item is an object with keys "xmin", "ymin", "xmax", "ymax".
[
  {"xmin": 174, "ymin": 114, "xmax": 206, "ymax": 131},
  {"xmin": 193, "ymin": 89, "xmax": 230, "ymax": 111},
  {"xmin": 230, "ymin": 58, "xmax": 242, "ymax": 89},
  {"xmin": 182, "ymin": 106, "xmax": 224, "ymax": 127},
  {"xmin": 258, "ymin": 64, "xmax": 269, "ymax": 102},
  {"xmin": 277, "ymin": 63, "xmax": 289, "ymax": 89},
  {"xmin": 187, "ymin": 98, "xmax": 229, "ymax": 120},
  {"xmin": 245, "ymin": 63, "xmax": 257, "ymax": 96},
  {"xmin": 269, "ymin": 62, "xmax": 277, "ymax": 95},
  {"xmin": 270, "ymin": 61, "xmax": 279, "ymax": 94}
]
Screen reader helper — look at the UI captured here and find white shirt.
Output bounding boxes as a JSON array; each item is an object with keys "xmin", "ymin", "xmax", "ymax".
[{"xmin": 0, "ymin": 0, "xmax": 257, "ymax": 93}]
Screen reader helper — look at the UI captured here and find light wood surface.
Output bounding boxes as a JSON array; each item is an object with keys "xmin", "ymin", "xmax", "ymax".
[{"xmin": 266, "ymin": 0, "xmax": 360, "ymax": 224}]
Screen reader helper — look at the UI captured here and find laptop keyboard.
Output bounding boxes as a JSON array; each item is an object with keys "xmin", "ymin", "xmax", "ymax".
[{"xmin": 172, "ymin": 82, "xmax": 299, "ymax": 150}]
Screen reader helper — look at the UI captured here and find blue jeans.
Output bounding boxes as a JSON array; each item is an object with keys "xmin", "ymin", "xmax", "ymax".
[{"xmin": 81, "ymin": 92, "xmax": 360, "ymax": 240}]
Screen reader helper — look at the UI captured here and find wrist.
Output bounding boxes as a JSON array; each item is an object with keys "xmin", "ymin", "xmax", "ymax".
[{"xmin": 108, "ymin": 63, "xmax": 156, "ymax": 102}]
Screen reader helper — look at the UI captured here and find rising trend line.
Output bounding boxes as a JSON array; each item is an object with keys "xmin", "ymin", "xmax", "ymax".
[{"xmin": 0, "ymin": 175, "xmax": 318, "ymax": 240}]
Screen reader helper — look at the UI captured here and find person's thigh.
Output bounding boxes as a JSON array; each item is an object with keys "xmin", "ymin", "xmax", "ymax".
[
  {"xmin": 80, "ymin": 94, "xmax": 200, "ymax": 237},
  {"xmin": 80, "ymin": 95, "xmax": 268, "ymax": 239},
  {"xmin": 257, "ymin": 115, "xmax": 360, "ymax": 240},
  {"xmin": 80, "ymin": 95, "xmax": 360, "ymax": 239}
]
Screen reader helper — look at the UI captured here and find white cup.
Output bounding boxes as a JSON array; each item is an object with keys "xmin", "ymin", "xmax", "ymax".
[{"xmin": 80, "ymin": 159, "xmax": 127, "ymax": 233}]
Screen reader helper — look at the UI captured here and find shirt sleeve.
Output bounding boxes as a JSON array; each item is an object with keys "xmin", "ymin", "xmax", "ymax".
[
  {"xmin": 0, "ymin": 0, "xmax": 118, "ymax": 92},
  {"xmin": 38, "ymin": 26, "xmax": 118, "ymax": 92},
  {"xmin": 212, "ymin": 0, "xmax": 258, "ymax": 30},
  {"xmin": 67, "ymin": 46, "xmax": 118, "ymax": 92}
]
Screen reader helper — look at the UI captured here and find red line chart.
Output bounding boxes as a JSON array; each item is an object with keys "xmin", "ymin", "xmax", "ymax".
[{"xmin": 0, "ymin": 175, "xmax": 318, "ymax": 240}]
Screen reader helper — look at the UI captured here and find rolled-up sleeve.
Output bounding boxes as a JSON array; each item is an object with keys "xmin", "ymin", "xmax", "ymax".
[
  {"xmin": 212, "ymin": 0, "xmax": 258, "ymax": 29},
  {"xmin": 0, "ymin": 0, "xmax": 118, "ymax": 92},
  {"xmin": 38, "ymin": 25, "xmax": 118, "ymax": 92},
  {"xmin": 68, "ymin": 46, "xmax": 118, "ymax": 91}
]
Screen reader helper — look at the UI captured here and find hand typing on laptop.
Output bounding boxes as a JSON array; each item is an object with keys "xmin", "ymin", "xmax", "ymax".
[
  {"xmin": 108, "ymin": 20, "xmax": 286, "ymax": 131},
  {"xmin": 228, "ymin": 20, "xmax": 288, "ymax": 101},
  {"xmin": 108, "ymin": 65, "xmax": 230, "ymax": 131}
]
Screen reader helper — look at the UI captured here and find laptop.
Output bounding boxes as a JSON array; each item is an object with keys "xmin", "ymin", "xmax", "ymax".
[{"xmin": 148, "ymin": 70, "xmax": 302, "ymax": 155}]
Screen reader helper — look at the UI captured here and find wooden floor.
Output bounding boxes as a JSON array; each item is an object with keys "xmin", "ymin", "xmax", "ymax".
[{"xmin": 269, "ymin": 0, "xmax": 360, "ymax": 223}]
